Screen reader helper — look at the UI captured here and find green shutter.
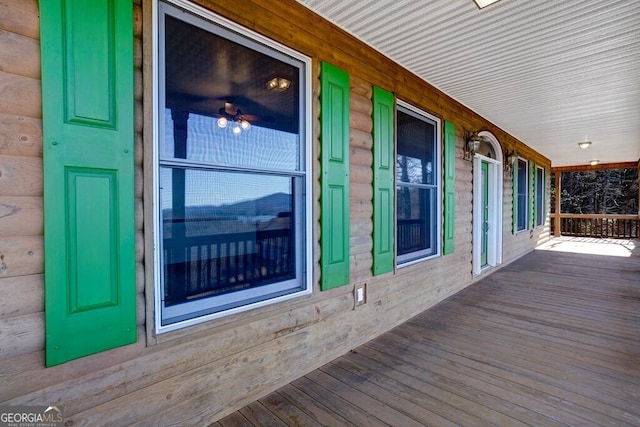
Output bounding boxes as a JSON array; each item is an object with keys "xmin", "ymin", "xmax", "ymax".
[
  {"xmin": 40, "ymin": 0, "xmax": 136, "ymax": 366},
  {"xmin": 372, "ymin": 87, "xmax": 395, "ymax": 275},
  {"xmin": 443, "ymin": 121, "xmax": 456, "ymax": 255},
  {"xmin": 529, "ymin": 160, "xmax": 536, "ymax": 230},
  {"xmin": 320, "ymin": 62, "xmax": 350, "ymax": 290},
  {"xmin": 512, "ymin": 159, "xmax": 518, "ymax": 234},
  {"xmin": 542, "ymin": 169, "xmax": 547, "ymax": 225}
]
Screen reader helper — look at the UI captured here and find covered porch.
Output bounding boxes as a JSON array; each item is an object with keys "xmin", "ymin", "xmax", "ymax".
[{"xmin": 218, "ymin": 237, "xmax": 640, "ymax": 426}]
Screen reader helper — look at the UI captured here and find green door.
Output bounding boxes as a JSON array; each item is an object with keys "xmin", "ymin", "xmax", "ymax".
[{"xmin": 481, "ymin": 161, "xmax": 489, "ymax": 267}]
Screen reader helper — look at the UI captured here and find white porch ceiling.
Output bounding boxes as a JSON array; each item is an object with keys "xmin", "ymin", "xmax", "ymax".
[{"xmin": 296, "ymin": 0, "xmax": 640, "ymax": 167}]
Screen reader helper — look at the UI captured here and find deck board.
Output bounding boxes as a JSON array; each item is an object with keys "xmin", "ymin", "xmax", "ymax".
[
  {"xmin": 219, "ymin": 239, "xmax": 640, "ymax": 426},
  {"xmin": 259, "ymin": 392, "xmax": 326, "ymax": 427}
]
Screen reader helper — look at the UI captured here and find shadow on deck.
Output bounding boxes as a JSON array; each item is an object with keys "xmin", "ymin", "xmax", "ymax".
[{"xmin": 215, "ymin": 238, "xmax": 640, "ymax": 426}]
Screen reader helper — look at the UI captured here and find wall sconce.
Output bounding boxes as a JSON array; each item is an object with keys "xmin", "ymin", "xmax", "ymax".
[
  {"xmin": 464, "ymin": 131, "xmax": 482, "ymax": 160},
  {"xmin": 504, "ymin": 150, "xmax": 518, "ymax": 173}
]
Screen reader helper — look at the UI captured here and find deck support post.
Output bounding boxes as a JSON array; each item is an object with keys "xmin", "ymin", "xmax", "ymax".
[{"xmin": 554, "ymin": 171, "xmax": 562, "ymax": 237}]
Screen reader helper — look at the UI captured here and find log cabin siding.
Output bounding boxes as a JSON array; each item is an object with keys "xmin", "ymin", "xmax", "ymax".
[
  {"xmin": 0, "ymin": 0, "xmax": 550, "ymax": 423},
  {"xmin": 0, "ymin": 0, "xmax": 44, "ymax": 376},
  {"xmin": 501, "ymin": 173, "xmax": 552, "ymax": 267},
  {"xmin": 0, "ymin": 0, "xmax": 148, "ymax": 402},
  {"xmin": 349, "ymin": 78, "xmax": 374, "ymax": 281},
  {"xmin": 134, "ymin": 0, "xmax": 146, "ymax": 334}
]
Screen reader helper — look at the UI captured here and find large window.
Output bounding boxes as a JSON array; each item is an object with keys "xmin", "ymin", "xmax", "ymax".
[
  {"xmin": 396, "ymin": 102, "xmax": 441, "ymax": 264},
  {"xmin": 155, "ymin": 1, "xmax": 311, "ymax": 331},
  {"xmin": 536, "ymin": 166, "xmax": 545, "ymax": 227},
  {"xmin": 516, "ymin": 158, "xmax": 528, "ymax": 231}
]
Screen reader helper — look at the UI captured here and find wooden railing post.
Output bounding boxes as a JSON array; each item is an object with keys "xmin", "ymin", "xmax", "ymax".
[{"xmin": 554, "ymin": 171, "xmax": 562, "ymax": 237}]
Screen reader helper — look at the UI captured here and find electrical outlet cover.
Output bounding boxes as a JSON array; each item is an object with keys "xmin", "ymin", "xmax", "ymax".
[{"xmin": 354, "ymin": 283, "xmax": 366, "ymax": 308}]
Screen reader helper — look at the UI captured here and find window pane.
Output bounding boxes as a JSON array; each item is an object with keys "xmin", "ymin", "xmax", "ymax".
[
  {"xmin": 162, "ymin": 14, "xmax": 301, "ymax": 171},
  {"xmin": 163, "ymin": 111, "xmax": 300, "ymax": 170},
  {"xmin": 396, "ymin": 104, "xmax": 439, "ymax": 264},
  {"xmin": 517, "ymin": 159, "xmax": 527, "ymax": 230},
  {"xmin": 157, "ymin": 3, "xmax": 310, "ymax": 328},
  {"xmin": 160, "ymin": 167, "xmax": 297, "ymax": 307},
  {"xmin": 397, "ymin": 110, "xmax": 436, "ymax": 185},
  {"xmin": 397, "ymin": 186, "xmax": 437, "ymax": 258}
]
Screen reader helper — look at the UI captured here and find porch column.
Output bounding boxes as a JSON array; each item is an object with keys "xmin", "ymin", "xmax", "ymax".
[{"xmin": 554, "ymin": 171, "xmax": 562, "ymax": 237}]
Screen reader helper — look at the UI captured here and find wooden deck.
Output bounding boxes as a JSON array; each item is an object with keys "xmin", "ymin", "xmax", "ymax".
[{"xmin": 214, "ymin": 238, "xmax": 640, "ymax": 426}]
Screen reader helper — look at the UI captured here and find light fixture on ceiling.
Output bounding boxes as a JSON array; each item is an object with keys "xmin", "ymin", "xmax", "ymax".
[
  {"xmin": 578, "ymin": 141, "xmax": 592, "ymax": 149},
  {"xmin": 266, "ymin": 77, "xmax": 291, "ymax": 92},
  {"xmin": 473, "ymin": 0, "xmax": 501, "ymax": 9},
  {"xmin": 464, "ymin": 131, "xmax": 482, "ymax": 161},
  {"xmin": 231, "ymin": 124, "xmax": 242, "ymax": 135},
  {"xmin": 216, "ymin": 106, "xmax": 251, "ymax": 135},
  {"xmin": 590, "ymin": 159, "xmax": 599, "ymax": 166}
]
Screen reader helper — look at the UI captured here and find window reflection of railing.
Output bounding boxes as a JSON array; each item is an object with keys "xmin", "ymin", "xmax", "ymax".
[
  {"xmin": 163, "ymin": 228, "xmax": 294, "ymax": 305},
  {"xmin": 550, "ymin": 214, "xmax": 639, "ymax": 238},
  {"xmin": 397, "ymin": 219, "xmax": 425, "ymax": 254}
]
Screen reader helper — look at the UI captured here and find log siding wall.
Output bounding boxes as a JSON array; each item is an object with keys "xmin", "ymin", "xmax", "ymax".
[
  {"xmin": 0, "ymin": 0, "xmax": 45, "ymax": 372},
  {"xmin": 0, "ymin": 0, "xmax": 550, "ymax": 424}
]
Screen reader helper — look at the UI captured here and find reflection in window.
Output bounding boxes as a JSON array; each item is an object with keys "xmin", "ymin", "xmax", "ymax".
[
  {"xmin": 396, "ymin": 105, "xmax": 440, "ymax": 264},
  {"xmin": 160, "ymin": 168, "xmax": 296, "ymax": 307},
  {"xmin": 396, "ymin": 187, "xmax": 437, "ymax": 256},
  {"xmin": 517, "ymin": 159, "xmax": 528, "ymax": 231},
  {"xmin": 163, "ymin": 110, "xmax": 300, "ymax": 171},
  {"xmin": 157, "ymin": 2, "xmax": 309, "ymax": 329}
]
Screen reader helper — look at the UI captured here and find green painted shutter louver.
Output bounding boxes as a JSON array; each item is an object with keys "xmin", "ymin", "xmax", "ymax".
[
  {"xmin": 443, "ymin": 121, "xmax": 456, "ymax": 255},
  {"xmin": 372, "ymin": 87, "xmax": 395, "ymax": 275},
  {"xmin": 40, "ymin": 0, "xmax": 136, "ymax": 366},
  {"xmin": 320, "ymin": 62, "xmax": 350, "ymax": 290}
]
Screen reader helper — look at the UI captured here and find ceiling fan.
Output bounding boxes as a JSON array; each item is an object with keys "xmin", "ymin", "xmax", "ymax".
[{"xmin": 214, "ymin": 101, "xmax": 273, "ymax": 135}]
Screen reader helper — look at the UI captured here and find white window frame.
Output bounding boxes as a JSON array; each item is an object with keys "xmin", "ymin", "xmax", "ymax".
[
  {"xmin": 153, "ymin": 0, "xmax": 313, "ymax": 333},
  {"xmin": 516, "ymin": 157, "xmax": 528, "ymax": 232},
  {"xmin": 395, "ymin": 100, "xmax": 442, "ymax": 267}
]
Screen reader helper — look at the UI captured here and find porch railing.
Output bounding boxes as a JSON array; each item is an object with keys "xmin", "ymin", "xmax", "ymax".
[
  {"xmin": 397, "ymin": 219, "xmax": 425, "ymax": 254},
  {"xmin": 163, "ymin": 228, "xmax": 294, "ymax": 305},
  {"xmin": 550, "ymin": 213, "xmax": 639, "ymax": 238}
]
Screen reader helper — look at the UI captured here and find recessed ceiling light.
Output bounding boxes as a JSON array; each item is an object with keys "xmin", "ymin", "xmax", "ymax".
[
  {"xmin": 590, "ymin": 159, "xmax": 599, "ymax": 166},
  {"xmin": 578, "ymin": 141, "xmax": 592, "ymax": 149},
  {"xmin": 473, "ymin": 0, "xmax": 501, "ymax": 9}
]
